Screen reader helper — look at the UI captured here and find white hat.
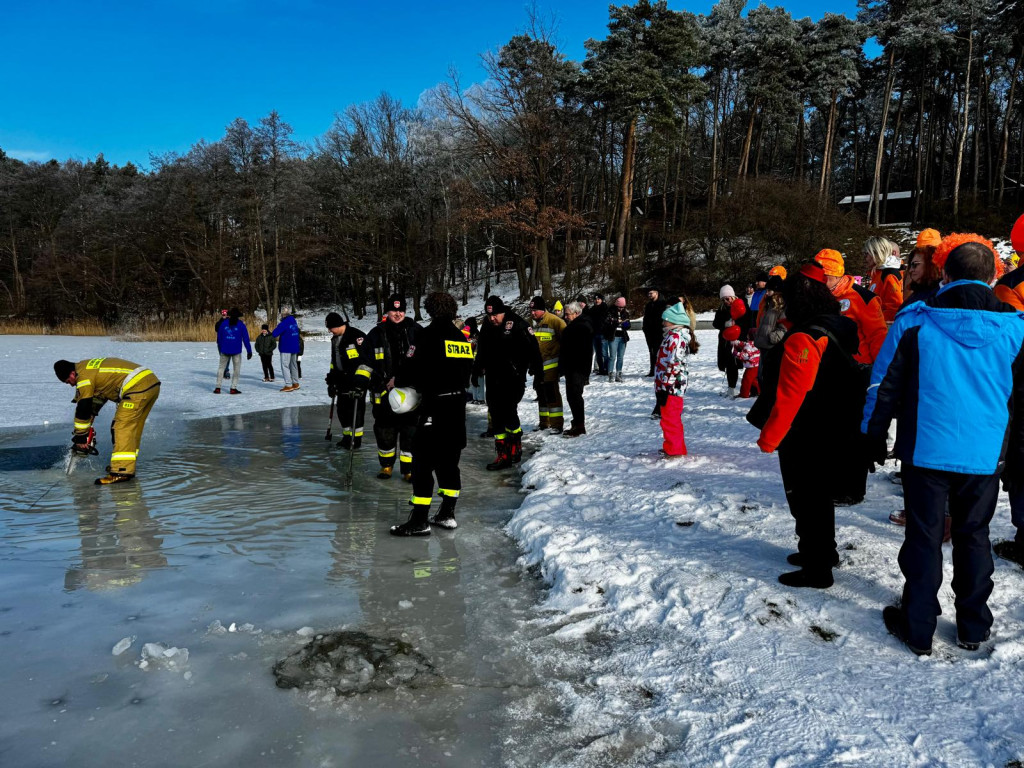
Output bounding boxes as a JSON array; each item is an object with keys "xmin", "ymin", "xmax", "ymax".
[
  {"xmin": 719, "ymin": 285, "xmax": 736, "ymax": 299},
  {"xmin": 388, "ymin": 387, "xmax": 421, "ymax": 414}
]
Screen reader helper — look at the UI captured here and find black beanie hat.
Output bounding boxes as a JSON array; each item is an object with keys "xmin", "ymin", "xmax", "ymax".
[
  {"xmin": 529, "ymin": 296, "xmax": 546, "ymax": 311},
  {"xmin": 54, "ymin": 360, "xmax": 75, "ymax": 381},
  {"xmin": 325, "ymin": 311, "xmax": 347, "ymax": 328},
  {"xmin": 575, "ymin": 294, "xmax": 587, "ymax": 303},
  {"xmin": 386, "ymin": 294, "xmax": 407, "ymax": 312},
  {"xmin": 766, "ymin": 275, "xmax": 785, "ymax": 292},
  {"xmin": 485, "ymin": 296, "xmax": 506, "ymax": 315},
  {"xmin": 261, "ymin": 324, "xmax": 269, "ymax": 331}
]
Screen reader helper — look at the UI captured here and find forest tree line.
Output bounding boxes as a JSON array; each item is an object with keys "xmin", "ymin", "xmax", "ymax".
[{"xmin": 1, "ymin": 0, "xmax": 1022, "ymax": 324}]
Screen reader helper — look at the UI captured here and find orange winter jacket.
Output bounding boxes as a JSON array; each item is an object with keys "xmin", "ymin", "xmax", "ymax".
[
  {"xmin": 995, "ymin": 268, "xmax": 1024, "ymax": 311},
  {"xmin": 758, "ymin": 331, "xmax": 828, "ymax": 453},
  {"xmin": 867, "ymin": 267, "xmax": 904, "ymax": 323},
  {"xmin": 831, "ymin": 276, "xmax": 887, "ymax": 364}
]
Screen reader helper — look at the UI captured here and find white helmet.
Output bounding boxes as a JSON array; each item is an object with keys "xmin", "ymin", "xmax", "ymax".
[{"xmin": 388, "ymin": 386, "xmax": 421, "ymax": 414}]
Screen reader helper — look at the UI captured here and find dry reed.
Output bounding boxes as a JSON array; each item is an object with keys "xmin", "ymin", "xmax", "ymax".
[{"xmin": 0, "ymin": 315, "xmax": 266, "ymax": 342}]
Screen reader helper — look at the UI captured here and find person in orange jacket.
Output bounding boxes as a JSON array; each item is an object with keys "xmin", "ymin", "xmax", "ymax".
[
  {"xmin": 814, "ymin": 249, "xmax": 887, "ymax": 365},
  {"xmin": 863, "ymin": 236, "xmax": 904, "ymax": 323},
  {"xmin": 751, "ymin": 263, "xmax": 864, "ymax": 588}
]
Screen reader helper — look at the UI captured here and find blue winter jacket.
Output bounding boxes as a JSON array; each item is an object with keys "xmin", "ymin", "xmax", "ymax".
[
  {"xmin": 217, "ymin": 319, "xmax": 252, "ymax": 357},
  {"xmin": 862, "ymin": 280, "xmax": 1024, "ymax": 475},
  {"xmin": 272, "ymin": 315, "xmax": 301, "ymax": 354}
]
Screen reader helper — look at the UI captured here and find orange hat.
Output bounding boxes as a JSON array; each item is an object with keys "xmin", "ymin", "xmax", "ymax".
[
  {"xmin": 813, "ymin": 249, "xmax": 844, "ymax": 277},
  {"xmin": 768, "ymin": 265, "xmax": 787, "ymax": 280},
  {"xmin": 916, "ymin": 228, "xmax": 941, "ymax": 249},
  {"xmin": 932, "ymin": 233, "xmax": 1004, "ymax": 279}
]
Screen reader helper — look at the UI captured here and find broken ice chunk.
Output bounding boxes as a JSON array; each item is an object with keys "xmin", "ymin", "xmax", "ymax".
[{"xmin": 112, "ymin": 636, "xmax": 135, "ymax": 656}]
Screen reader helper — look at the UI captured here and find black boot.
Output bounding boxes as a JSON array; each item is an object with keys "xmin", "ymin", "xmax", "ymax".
[
  {"xmin": 353, "ymin": 436, "xmax": 362, "ymax": 449},
  {"xmin": 786, "ymin": 552, "xmax": 840, "ymax": 568},
  {"xmin": 564, "ymin": 423, "xmax": 586, "ymax": 438},
  {"xmin": 430, "ymin": 497, "xmax": 458, "ymax": 529},
  {"xmin": 336, "ymin": 435, "xmax": 352, "ymax": 449},
  {"xmin": 777, "ymin": 569, "xmax": 833, "ymax": 589},
  {"xmin": 487, "ymin": 438, "xmax": 513, "ymax": 471},
  {"xmin": 390, "ymin": 504, "xmax": 431, "ymax": 537}
]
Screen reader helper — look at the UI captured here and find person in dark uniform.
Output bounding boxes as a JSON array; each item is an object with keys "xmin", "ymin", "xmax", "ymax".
[
  {"xmin": 472, "ymin": 296, "xmax": 542, "ymax": 471},
  {"xmin": 325, "ymin": 311, "xmax": 368, "ymax": 450},
  {"xmin": 389, "ymin": 292, "xmax": 474, "ymax": 537},
  {"xmin": 361, "ymin": 294, "xmax": 419, "ymax": 480},
  {"xmin": 642, "ymin": 288, "xmax": 668, "ymax": 377}
]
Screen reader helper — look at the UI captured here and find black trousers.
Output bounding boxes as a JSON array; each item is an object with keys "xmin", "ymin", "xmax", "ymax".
[
  {"xmin": 645, "ymin": 335, "xmax": 660, "ymax": 374},
  {"xmin": 486, "ymin": 377, "xmax": 525, "ymax": 437},
  {"xmin": 778, "ymin": 441, "xmax": 837, "ymax": 572},
  {"xmin": 411, "ymin": 420, "xmax": 463, "ymax": 504},
  {"xmin": 373, "ymin": 401, "xmax": 417, "ymax": 469},
  {"xmin": 724, "ymin": 354, "xmax": 739, "ymax": 389},
  {"xmin": 900, "ymin": 465, "xmax": 999, "ymax": 649},
  {"xmin": 336, "ymin": 391, "xmax": 366, "ymax": 437},
  {"xmin": 834, "ymin": 432, "xmax": 869, "ymax": 502},
  {"xmin": 565, "ymin": 373, "xmax": 587, "ymax": 427},
  {"xmin": 259, "ymin": 354, "xmax": 274, "ymax": 379}
]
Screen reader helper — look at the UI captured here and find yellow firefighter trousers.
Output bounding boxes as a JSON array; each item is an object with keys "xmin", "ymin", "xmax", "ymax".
[{"xmin": 109, "ymin": 385, "xmax": 160, "ymax": 476}]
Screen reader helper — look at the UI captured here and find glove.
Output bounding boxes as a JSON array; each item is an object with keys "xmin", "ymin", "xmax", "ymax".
[
  {"xmin": 71, "ymin": 440, "xmax": 91, "ymax": 455},
  {"xmin": 866, "ymin": 433, "xmax": 888, "ymax": 472},
  {"xmin": 327, "ymin": 383, "xmax": 337, "ymax": 398},
  {"xmin": 247, "ymin": 351, "xmax": 252, "ymax": 360}
]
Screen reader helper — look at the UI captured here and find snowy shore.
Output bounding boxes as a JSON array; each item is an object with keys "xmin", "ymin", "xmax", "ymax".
[{"xmin": 6, "ymin": 331, "xmax": 1024, "ymax": 765}]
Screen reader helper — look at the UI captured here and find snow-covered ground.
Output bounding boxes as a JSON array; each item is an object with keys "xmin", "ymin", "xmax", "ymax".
[{"xmin": 6, "ymin": 323, "xmax": 1024, "ymax": 766}]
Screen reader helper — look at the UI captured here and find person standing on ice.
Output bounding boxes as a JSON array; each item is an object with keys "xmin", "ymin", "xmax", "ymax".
[
  {"xmin": 655, "ymin": 301, "xmax": 695, "ymax": 457},
  {"xmin": 528, "ymin": 296, "xmax": 566, "ymax": 433},
  {"xmin": 642, "ymin": 288, "xmax": 668, "ymax": 377},
  {"xmin": 271, "ymin": 307, "xmax": 302, "ymax": 391},
  {"xmin": 254, "ymin": 324, "xmax": 276, "ymax": 381},
  {"xmin": 602, "ymin": 296, "xmax": 631, "ymax": 382},
  {"xmin": 863, "ymin": 238, "xmax": 1024, "ymax": 656},
  {"xmin": 53, "ymin": 358, "xmax": 161, "ymax": 485},
  {"xmin": 389, "ymin": 292, "xmax": 473, "ymax": 536},
  {"xmin": 361, "ymin": 294, "xmax": 419, "ymax": 480},
  {"xmin": 586, "ymin": 294, "xmax": 609, "ymax": 375},
  {"xmin": 559, "ymin": 301, "xmax": 594, "ymax": 437},
  {"xmin": 213, "ymin": 307, "xmax": 252, "ymax": 394},
  {"xmin": 325, "ymin": 311, "xmax": 368, "ymax": 450},
  {"xmin": 752, "ymin": 263, "xmax": 861, "ymax": 589},
  {"xmin": 713, "ymin": 285, "xmax": 746, "ymax": 396},
  {"xmin": 472, "ymin": 296, "xmax": 541, "ymax": 471}
]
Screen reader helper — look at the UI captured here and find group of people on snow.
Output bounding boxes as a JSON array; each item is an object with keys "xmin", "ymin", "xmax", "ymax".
[
  {"xmin": 212, "ymin": 307, "xmax": 305, "ymax": 393},
  {"xmin": 50, "ymin": 215, "xmax": 1024, "ymax": 656}
]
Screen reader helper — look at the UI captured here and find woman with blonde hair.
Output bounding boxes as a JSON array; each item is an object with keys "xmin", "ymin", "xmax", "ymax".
[{"xmin": 863, "ymin": 236, "xmax": 904, "ymax": 323}]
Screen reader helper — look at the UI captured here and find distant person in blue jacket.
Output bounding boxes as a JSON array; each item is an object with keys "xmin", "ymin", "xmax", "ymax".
[
  {"xmin": 862, "ymin": 239, "xmax": 1024, "ymax": 656},
  {"xmin": 272, "ymin": 307, "xmax": 302, "ymax": 391},
  {"xmin": 214, "ymin": 307, "xmax": 252, "ymax": 394}
]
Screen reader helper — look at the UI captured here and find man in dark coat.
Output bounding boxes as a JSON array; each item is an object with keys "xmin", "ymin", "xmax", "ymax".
[
  {"xmin": 390, "ymin": 292, "xmax": 473, "ymax": 536},
  {"xmin": 325, "ymin": 311, "xmax": 367, "ymax": 450},
  {"xmin": 472, "ymin": 296, "xmax": 542, "ymax": 470},
  {"xmin": 643, "ymin": 289, "xmax": 669, "ymax": 377},
  {"xmin": 360, "ymin": 294, "xmax": 419, "ymax": 480},
  {"xmin": 586, "ymin": 294, "xmax": 610, "ymax": 375},
  {"xmin": 560, "ymin": 301, "xmax": 594, "ymax": 437}
]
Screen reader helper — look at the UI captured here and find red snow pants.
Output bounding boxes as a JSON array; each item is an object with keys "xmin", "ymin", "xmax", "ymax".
[
  {"xmin": 740, "ymin": 366, "xmax": 760, "ymax": 398},
  {"xmin": 660, "ymin": 393, "xmax": 687, "ymax": 456}
]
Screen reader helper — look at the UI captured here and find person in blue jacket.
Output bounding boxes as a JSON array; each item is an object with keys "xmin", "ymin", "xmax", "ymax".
[
  {"xmin": 214, "ymin": 307, "xmax": 252, "ymax": 394},
  {"xmin": 272, "ymin": 307, "xmax": 302, "ymax": 391},
  {"xmin": 862, "ymin": 241, "xmax": 1024, "ymax": 656}
]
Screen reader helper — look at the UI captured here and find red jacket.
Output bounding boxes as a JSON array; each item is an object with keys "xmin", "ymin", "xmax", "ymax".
[{"xmin": 831, "ymin": 276, "xmax": 887, "ymax": 364}]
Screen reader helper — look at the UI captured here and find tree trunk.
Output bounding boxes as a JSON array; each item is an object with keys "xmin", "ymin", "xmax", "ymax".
[
  {"xmin": 998, "ymin": 52, "xmax": 1021, "ymax": 206},
  {"xmin": 868, "ymin": 47, "xmax": 897, "ymax": 226},
  {"xmin": 613, "ymin": 116, "xmax": 637, "ymax": 270},
  {"xmin": 953, "ymin": 29, "xmax": 974, "ymax": 222}
]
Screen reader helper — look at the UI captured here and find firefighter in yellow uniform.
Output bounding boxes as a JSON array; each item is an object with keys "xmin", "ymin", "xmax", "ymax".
[
  {"xmin": 54, "ymin": 358, "xmax": 161, "ymax": 485},
  {"xmin": 528, "ymin": 296, "xmax": 566, "ymax": 433}
]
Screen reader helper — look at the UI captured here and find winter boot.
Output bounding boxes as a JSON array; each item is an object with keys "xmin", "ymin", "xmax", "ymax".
[
  {"xmin": 882, "ymin": 606, "xmax": 932, "ymax": 656},
  {"xmin": 353, "ymin": 436, "xmax": 362, "ymax": 449},
  {"xmin": 230, "ymin": 388, "xmax": 241, "ymax": 395},
  {"xmin": 994, "ymin": 539, "xmax": 1024, "ymax": 567},
  {"xmin": 95, "ymin": 472, "xmax": 135, "ymax": 486},
  {"xmin": 402, "ymin": 472, "xmax": 413, "ymax": 483},
  {"xmin": 564, "ymin": 424, "xmax": 586, "ymax": 438},
  {"xmin": 786, "ymin": 552, "xmax": 840, "ymax": 568},
  {"xmin": 615, "ymin": 372, "xmax": 623, "ymax": 382},
  {"xmin": 430, "ymin": 497, "xmax": 458, "ymax": 530},
  {"xmin": 377, "ymin": 466, "xmax": 393, "ymax": 480},
  {"xmin": 213, "ymin": 388, "xmax": 221, "ymax": 394},
  {"xmin": 390, "ymin": 504, "xmax": 431, "ymax": 537},
  {"xmin": 487, "ymin": 439, "xmax": 513, "ymax": 471},
  {"xmin": 509, "ymin": 432, "xmax": 523, "ymax": 464},
  {"xmin": 777, "ymin": 569, "xmax": 833, "ymax": 589},
  {"xmin": 337, "ymin": 435, "xmax": 353, "ymax": 450}
]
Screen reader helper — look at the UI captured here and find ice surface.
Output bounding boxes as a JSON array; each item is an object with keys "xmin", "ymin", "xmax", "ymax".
[{"xmin": 111, "ymin": 636, "xmax": 134, "ymax": 656}]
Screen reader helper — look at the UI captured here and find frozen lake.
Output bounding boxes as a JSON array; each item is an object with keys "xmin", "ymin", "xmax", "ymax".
[{"xmin": 0, "ymin": 406, "xmax": 586, "ymax": 767}]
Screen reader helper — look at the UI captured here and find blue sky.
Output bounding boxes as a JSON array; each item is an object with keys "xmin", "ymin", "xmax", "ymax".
[{"xmin": 1, "ymin": 0, "xmax": 858, "ymax": 168}]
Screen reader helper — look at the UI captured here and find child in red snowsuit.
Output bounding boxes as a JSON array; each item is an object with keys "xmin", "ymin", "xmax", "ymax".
[
  {"xmin": 733, "ymin": 330, "xmax": 761, "ymax": 398},
  {"xmin": 655, "ymin": 302, "xmax": 693, "ymax": 456}
]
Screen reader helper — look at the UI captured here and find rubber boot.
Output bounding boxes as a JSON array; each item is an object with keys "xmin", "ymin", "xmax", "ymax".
[
  {"xmin": 95, "ymin": 472, "xmax": 135, "ymax": 486},
  {"xmin": 336, "ymin": 435, "xmax": 352, "ymax": 449},
  {"xmin": 353, "ymin": 436, "xmax": 362, "ymax": 449},
  {"xmin": 487, "ymin": 438, "xmax": 512, "ymax": 471},
  {"xmin": 377, "ymin": 466, "xmax": 393, "ymax": 480},
  {"xmin": 430, "ymin": 497, "xmax": 458, "ymax": 530},
  {"xmin": 510, "ymin": 432, "xmax": 522, "ymax": 464},
  {"xmin": 390, "ymin": 504, "xmax": 431, "ymax": 537}
]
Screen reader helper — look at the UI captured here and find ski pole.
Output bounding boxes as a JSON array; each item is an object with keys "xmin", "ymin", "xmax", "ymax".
[
  {"xmin": 325, "ymin": 395, "xmax": 336, "ymax": 440},
  {"xmin": 346, "ymin": 392, "xmax": 359, "ymax": 489}
]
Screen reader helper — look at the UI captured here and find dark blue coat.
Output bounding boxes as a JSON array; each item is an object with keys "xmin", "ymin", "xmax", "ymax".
[
  {"xmin": 217, "ymin": 319, "xmax": 252, "ymax": 357},
  {"xmin": 862, "ymin": 281, "xmax": 1024, "ymax": 475},
  {"xmin": 272, "ymin": 315, "xmax": 301, "ymax": 354}
]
